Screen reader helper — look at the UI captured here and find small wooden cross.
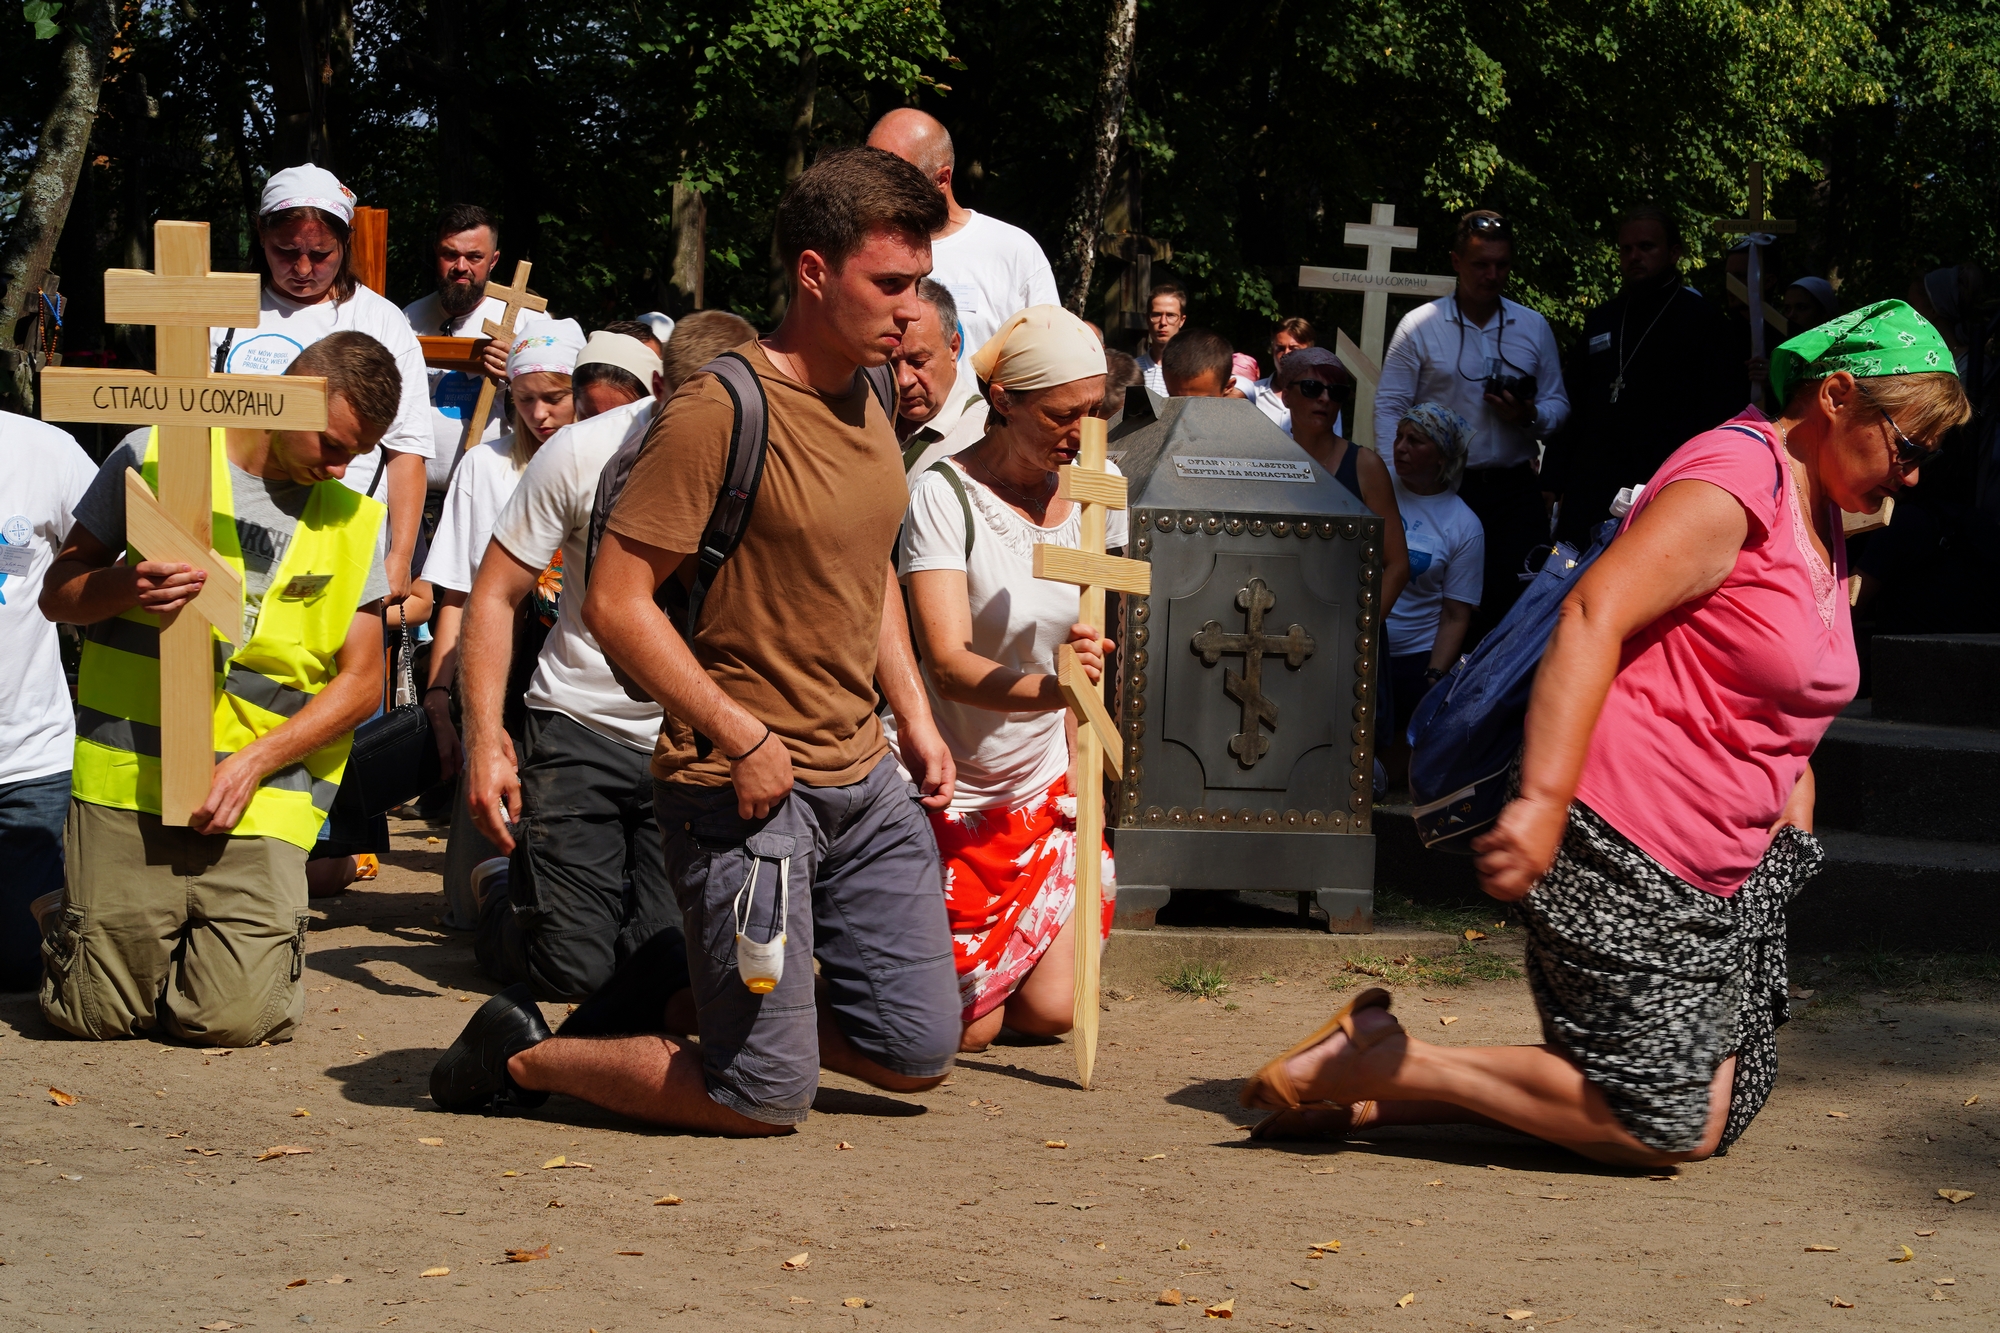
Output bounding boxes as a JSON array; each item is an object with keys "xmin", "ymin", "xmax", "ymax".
[
  {"xmin": 40, "ymin": 220, "xmax": 329, "ymax": 825},
  {"xmin": 1715, "ymin": 164, "xmax": 1796, "ymax": 406},
  {"xmin": 1299, "ymin": 204, "xmax": 1457, "ymax": 449},
  {"xmin": 459, "ymin": 258, "xmax": 548, "ymax": 456},
  {"xmin": 1031, "ymin": 416, "xmax": 1150, "ymax": 1090}
]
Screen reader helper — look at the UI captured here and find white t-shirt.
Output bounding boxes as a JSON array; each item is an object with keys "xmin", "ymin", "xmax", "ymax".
[
  {"xmin": 209, "ymin": 284, "xmax": 435, "ymax": 499},
  {"xmin": 402, "ymin": 290, "xmax": 525, "ymax": 485},
  {"xmin": 1136, "ymin": 351, "xmax": 1166, "ymax": 396},
  {"xmin": 490, "ymin": 397, "xmax": 664, "ymax": 752},
  {"xmin": 0, "ymin": 416, "xmax": 95, "ymax": 786},
  {"xmin": 1384, "ymin": 477, "xmax": 1485, "ymax": 657},
  {"xmin": 929, "ymin": 212, "xmax": 1059, "ymax": 359},
  {"xmin": 420, "ymin": 434, "xmax": 524, "ymax": 594},
  {"xmin": 890, "ymin": 458, "xmax": 1128, "ymax": 812}
]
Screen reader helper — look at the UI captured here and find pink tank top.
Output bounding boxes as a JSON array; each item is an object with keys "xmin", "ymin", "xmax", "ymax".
[{"xmin": 1573, "ymin": 410, "xmax": 1858, "ymax": 895}]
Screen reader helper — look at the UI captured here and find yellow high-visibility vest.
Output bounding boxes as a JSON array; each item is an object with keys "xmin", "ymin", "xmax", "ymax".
[{"xmin": 71, "ymin": 428, "xmax": 385, "ymax": 848}]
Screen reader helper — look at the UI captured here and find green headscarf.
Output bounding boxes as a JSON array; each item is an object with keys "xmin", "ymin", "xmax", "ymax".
[{"xmin": 1768, "ymin": 298, "xmax": 1953, "ymax": 407}]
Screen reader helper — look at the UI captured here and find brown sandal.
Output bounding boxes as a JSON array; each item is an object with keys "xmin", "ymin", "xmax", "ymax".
[
  {"xmin": 1239, "ymin": 987, "xmax": 1399, "ymax": 1112},
  {"xmin": 1248, "ymin": 1100, "xmax": 1379, "ymax": 1142}
]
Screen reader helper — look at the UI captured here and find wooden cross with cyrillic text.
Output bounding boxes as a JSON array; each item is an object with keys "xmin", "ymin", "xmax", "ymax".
[
  {"xmin": 459, "ymin": 258, "xmax": 548, "ymax": 457},
  {"xmin": 1031, "ymin": 416, "xmax": 1150, "ymax": 1090},
  {"xmin": 1715, "ymin": 163, "xmax": 1796, "ymax": 408},
  {"xmin": 40, "ymin": 220, "xmax": 328, "ymax": 825},
  {"xmin": 1298, "ymin": 204, "xmax": 1457, "ymax": 450}
]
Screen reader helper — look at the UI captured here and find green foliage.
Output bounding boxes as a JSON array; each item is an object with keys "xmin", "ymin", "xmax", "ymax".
[
  {"xmin": 1160, "ymin": 960, "xmax": 1231, "ymax": 999},
  {"xmin": 22, "ymin": 0, "xmax": 61, "ymax": 40}
]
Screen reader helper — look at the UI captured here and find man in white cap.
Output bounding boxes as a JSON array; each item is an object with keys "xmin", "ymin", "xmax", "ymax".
[
  {"xmin": 896, "ymin": 278, "xmax": 987, "ymax": 482},
  {"xmin": 440, "ymin": 319, "xmax": 686, "ymax": 1008},
  {"xmin": 867, "ymin": 108, "xmax": 1058, "ymax": 362},
  {"xmin": 210, "ymin": 164, "xmax": 434, "ymax": 603},
  {"xmin": 401, "ymin": 204, "xmax": 556, "ymax": 485}
]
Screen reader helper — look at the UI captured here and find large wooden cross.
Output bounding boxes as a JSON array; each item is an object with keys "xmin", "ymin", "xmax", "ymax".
[
  {"xmin": 1715, "ymin": 163, "xmax": 1796, "ymax": 407},
  {"xmin": 459, "ymin": 258, "xmax": 547, "ymax": 455},
  {"xmin": 1299, "ymin": 204, "xmax": 1456, "ymax": 449},
  {"xmin": 1031, "ymin": 416, "xmax": 1151, "ymax": 1089},
  {"xmin": 40, "ymin": 220, "xmax": 328, "ymax": 825}
]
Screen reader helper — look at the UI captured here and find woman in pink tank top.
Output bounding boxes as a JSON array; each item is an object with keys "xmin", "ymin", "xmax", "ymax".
[{"xmin": 1238, "ymin": 301, "xmax": 1969, "ymax": 1166}]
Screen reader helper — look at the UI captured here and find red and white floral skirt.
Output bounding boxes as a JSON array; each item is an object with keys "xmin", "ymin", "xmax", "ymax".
[{"xmin": 931, "ymin": 775, "xmax": 1116, "ymax": 1023}]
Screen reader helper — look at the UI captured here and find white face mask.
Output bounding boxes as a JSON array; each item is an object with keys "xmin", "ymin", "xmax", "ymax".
[{"xmin": 733, "ymin": 850, "xmax": 790, "ymax": 994}]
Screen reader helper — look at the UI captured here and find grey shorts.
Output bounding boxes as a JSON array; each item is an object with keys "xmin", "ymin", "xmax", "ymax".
[{"xmin": 655, "ymin": 755, "xmax": 959, "ymax": 1125}]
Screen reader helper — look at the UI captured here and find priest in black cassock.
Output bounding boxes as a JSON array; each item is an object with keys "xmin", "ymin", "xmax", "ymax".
[{"xmin": 1544, "ymin": 206, "xmax": 1747, "ymax": 547}]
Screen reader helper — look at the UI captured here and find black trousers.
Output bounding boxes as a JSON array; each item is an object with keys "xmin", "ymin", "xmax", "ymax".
[{"xmin": 1457, "ymin": 463, "xmax": 1553, "ymax": 648}]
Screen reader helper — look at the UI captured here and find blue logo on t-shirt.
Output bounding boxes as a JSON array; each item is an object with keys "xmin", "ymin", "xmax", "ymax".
[
  {"xmin": 1407, "ymin": 549, "xmax": 1435, "ymax": 576},
  {"xmin": 434, "ymin": 371, "xmax": 481, "ymax": 421}
]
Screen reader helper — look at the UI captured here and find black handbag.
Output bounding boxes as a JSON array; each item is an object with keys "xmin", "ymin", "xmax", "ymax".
[{"xmin": 332, "ymin": 611, "xmax": 442, "ymax": 820}]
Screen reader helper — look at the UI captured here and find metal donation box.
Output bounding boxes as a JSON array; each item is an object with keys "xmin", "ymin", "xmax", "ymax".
[{"xmin": 1107, "ymin": 393, "xmax": 1381, "ymax": 931}]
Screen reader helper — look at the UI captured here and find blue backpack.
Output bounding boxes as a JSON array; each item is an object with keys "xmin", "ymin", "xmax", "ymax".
[{"xmin": 1405, "ymin": 519, "xmax": 1618, "ymax": 852}]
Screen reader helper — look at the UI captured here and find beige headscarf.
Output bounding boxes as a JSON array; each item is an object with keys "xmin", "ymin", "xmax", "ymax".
[{"xmin": 969, "ymin": 304, "xmax": 1106, "ymax": 392}]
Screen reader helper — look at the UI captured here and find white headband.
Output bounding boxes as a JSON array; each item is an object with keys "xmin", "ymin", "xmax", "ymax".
[
  {"xmin": 576, "ymin": 331, "xmax": 663, "ymax": 388},
  {"xmin": 508, "ymin": 318, "xmax": 586, "ymax": 379},
  {"xmin": 259, "ymin": 164, "xmax": 356, "ymax": 225}
]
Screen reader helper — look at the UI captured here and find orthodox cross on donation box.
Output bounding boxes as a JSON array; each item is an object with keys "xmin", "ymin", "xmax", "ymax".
[
  {"xmin": 1190, "ymin": 578, "xmax": 1315, "ymax": 768},
  {"xmin": 1299, "ymin": 204, "xmax": 1457, "ymax": 449},
  {"xmin": 1715, "ymin": 163, "xmax": 1795, "ymax": 408},
  {"xmin": 459, "ymin": 258, "xmax": 548, "ymax": 455},
  {"xmin": 1031, "ymin": 416, "xmax": 1150, "ymax": 1091},
  {"xmin": 39, "ymin": 220, "xmax": 329, "ymax": 825}
]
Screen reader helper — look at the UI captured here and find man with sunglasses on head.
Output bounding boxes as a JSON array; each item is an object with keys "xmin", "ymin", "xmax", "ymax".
[{"xmin": 1375, "ymin": 210, "xmax": 1569, "ymax": 642}]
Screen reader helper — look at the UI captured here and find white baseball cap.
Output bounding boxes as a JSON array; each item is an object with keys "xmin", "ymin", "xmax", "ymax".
[{"xmin": 259, "ymin": 164, "xmax": 357, "ymax": 225}]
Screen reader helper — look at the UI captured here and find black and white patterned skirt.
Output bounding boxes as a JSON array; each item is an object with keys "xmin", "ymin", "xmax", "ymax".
[{"xmin": 1519, "ymin": 802, "xmax": 1822, "ymax": 1154}]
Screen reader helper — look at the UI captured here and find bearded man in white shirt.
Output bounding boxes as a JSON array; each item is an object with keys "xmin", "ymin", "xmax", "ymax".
[
  {"xmin": 1373, "ymin": 209, "xmax": 1570, "ymax": 641},
  {"xmin": 867, "ymin": 107, "xmax": 1058, "ymax": 359}
]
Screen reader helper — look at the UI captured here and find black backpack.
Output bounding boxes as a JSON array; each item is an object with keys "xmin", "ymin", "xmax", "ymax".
[{"xmin": 586, "ymin": 351, "xmax": 896, "ymax": 700}]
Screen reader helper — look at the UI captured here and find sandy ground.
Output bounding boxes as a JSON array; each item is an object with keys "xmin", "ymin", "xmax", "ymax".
[{"xmin": 1, "ymin": 823, "xmax": 1995, "ymax": 1332}]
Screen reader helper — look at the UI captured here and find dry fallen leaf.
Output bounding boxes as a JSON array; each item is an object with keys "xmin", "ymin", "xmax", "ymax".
[
  {"xmin": 185, "ymin": 1147, "xmax": 221, "ymax": 1157},
  {"xmin": 47, "ymin": 1088, "xmax": 75, "ymax": 1107},
  {"xmin": 420, "ymin": 1267, "xmax": 450, "ymax": 1278},
  {"xmin": 836, "ymin": 1141, "xmax": 854, "ymax": 1151},
  {"xmin": 286, "ymin": 1278, "xmax": 309, "ymax": 1288},
  {"xmin": 255, "ymin": 1146, "xmax": 313, "ymax": 1161},
  {"xmin": 653, "ymin": 1195, "xmax": 682, "ymax": 1206},
  {"xmin": 1310, "ymin": 1240, "xmax": 1340, "ymax": 1254},
  {"xmin": 1805, "ymin": 1245, "xmax": 1840, "ymax": 1252},
  {"xmin": 505, "ymin": 1245, "xmax": 550, "ymax": 1263},
  {"xmin": 1504, "ymin": 1312, "xmax": 1533, "ymax": 1322},
  {"xmin": 1930, "ymin": 1290, "xmax": 1950, "ymax": 1302},
  {"xmin": 541, "ymin": 1155, "xmax": 567, "ymax": 1169},
  {"xmin": 1939, "ymin": 1189, "xmax": 1976, "ymax": 1204},
  {"xmin": 1142, "ymin": 1153, "xmax": 1165, "ymax": 1161},
  {"xmin": 501, "ymin": 1170, "xmax": 519, "ymax": 1178},
  {"xmin": 1830, "ymin": 1297, "xmax": 1854, "ymax": 1308},
  {"xmin": 1425, "ymin": 1178, "xmax": 1443, "ymax": 1186},
  {"xmin": 291, "ymin": 1108, "xmax": 311, "ymax": 1118},
  {"xmin": 418, "ymin": 1137, "xmax": 444, "ymax": 1147},
  {"xmin": 1396, "ymin": 1293, "xmax": 1415, "ymax": 1309},
  {"xmin": 782, "ymin": 1253, "xmax": 811, "ymax": 1271},
  {"xmin": 1966, "ymin": 1095, "xmax": 1981, "ymax": 1107},
  {"xmin": 1723, "ymin": 1298, "xmax": 1753, "ymax": 1308},
  {"xmin": 326, "ymin": 1275, "xmax": 349, "ymax": 1284},
  {"xmin": 546, "ymin": 1199, "xmax": 564, "ymax": 1209},
  {"xmin": 1044, "ymin": 1140, "xmax": 1068, "ymax": 1149},
  {"xmin": 1892, "ymin": 1245, "xmax": 1915, "ymax": 1263},
  {"xmin": 1204, "ymin": 1298, "xmax": 1234, "ymax": 1318},
  {"xmin": 200, "ymin": 1322, "xmax": 242, "ymax": 1330},
  {"xmin": 1440, "ymin": 1016, "xmax": 1459, "ymax": 1026},
  {"xmin": 790, "ymin": 1297, "xmax": 812, "ymax": 1305},
  {"xmin": 1158, "ymin": 1288, "xmax": 1184, "ymax": 1306},
  {"xmin": 1177, "ymin": 1239, "xmax": 1192, "ymax": 1250},
  {"xmin": 842, "ymin": 1297, "xmax": 868, "ymax": 1308},
  {"xmin": 1827, "ymin": 1111, "xmax": 1850, "ymax": 1119},
  {"xmin": 1463, "ymin": 929, "xmax": 1487, "ymax": 941},
  {"xmin": 616, "ymin": 1250, "xmax": 644, "ymax": 1257},
  {"xmin": 1292, "ymin": 1279, "xmax": 1317, "ymax": 1290}
]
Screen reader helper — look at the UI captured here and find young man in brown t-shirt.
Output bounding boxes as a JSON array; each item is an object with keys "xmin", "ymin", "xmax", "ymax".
[{"xmin": 429, "ymin": 147, "xmax": 962, "ymax": 1135}]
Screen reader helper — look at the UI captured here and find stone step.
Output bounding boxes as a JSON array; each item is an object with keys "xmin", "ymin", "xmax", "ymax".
[
  {"xmin": 1872, "ymin": 633, "xmax": 2000, "ymax": 728},
  {"xmin": 1814, "ymin": 706, "xmax": 2000, "ymax": 843}
]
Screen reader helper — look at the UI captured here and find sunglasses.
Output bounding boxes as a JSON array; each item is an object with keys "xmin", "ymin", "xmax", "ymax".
[
  {"xmin": 1290, "ymin": 378, "xmax": 1345, "ymax": 399},
  {"xmin": 1465, "ymin": 215, "xmax": 1512, "ymax": 236},
  {"xmin": 1857, "ymin": 383, "xmax": 1939, "ymax": 470}
]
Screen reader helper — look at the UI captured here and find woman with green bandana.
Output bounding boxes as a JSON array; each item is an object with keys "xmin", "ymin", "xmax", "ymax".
[{"xmin": 1239, "ymin": 301, "xmax": 1968, "ymax": 1166}]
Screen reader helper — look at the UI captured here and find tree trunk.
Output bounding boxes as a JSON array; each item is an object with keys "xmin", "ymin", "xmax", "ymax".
[
  {"xmin": 1057, "ymin": 0, "xmax": 1139, "ymax": 315},
  {"xmin": 0, "ymin": 0, "xmax": 117, "ymax": 415},
  {"xmin": 672, "ymin": 181, "xmax": 707, "ymax": 312},
  {"xmin": 767, "ymin": 48, "xmax": 820, "ymax": 320},
  {"xmin": 265, "ymin": 0, "xmax": 349, "ymax": 167}
]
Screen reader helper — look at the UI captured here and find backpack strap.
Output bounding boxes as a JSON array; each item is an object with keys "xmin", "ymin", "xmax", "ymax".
[
  {"xmin": 1718, "ymin": 421, "xmax": 1784, "ymax": 498},
  {"xmin": 686, "ymin": 351, "xmax": 771, "ymax": 637},
  {"xmin": 585, "ymin": 398, "xmax": 667, "ymax": 578},
  {"xmin": 925, "ymin": 459, "xmax": 976, "ymax": 559},
  {"xmin": 861, "ymin": 362, "xmax": 896, "ymax": 422}
]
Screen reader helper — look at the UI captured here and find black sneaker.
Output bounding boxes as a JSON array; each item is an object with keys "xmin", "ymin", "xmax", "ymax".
[{"xmin": 430, "ymin": 984, "xmax": 553, "ymax": 1112}]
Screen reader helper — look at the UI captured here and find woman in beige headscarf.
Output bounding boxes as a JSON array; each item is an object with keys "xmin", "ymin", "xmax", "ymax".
[{"xmin": 887, "ymin": 306, "xmax": 1120, "ymax": 1052}]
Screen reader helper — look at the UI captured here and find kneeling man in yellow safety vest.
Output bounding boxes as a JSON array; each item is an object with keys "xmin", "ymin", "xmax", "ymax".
[{"xmin": 38, "ymin": 331, "xmax": 401, "ymax": 1046}]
